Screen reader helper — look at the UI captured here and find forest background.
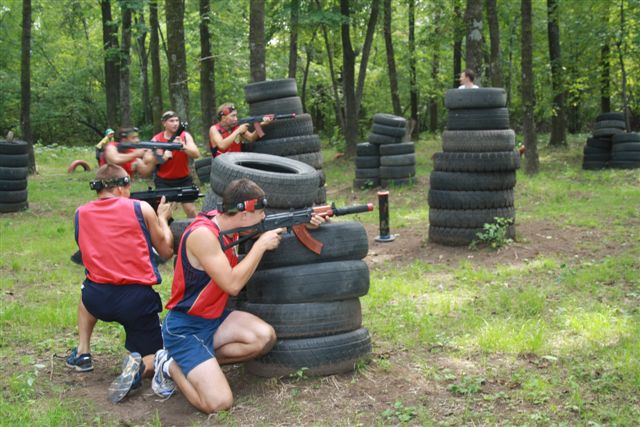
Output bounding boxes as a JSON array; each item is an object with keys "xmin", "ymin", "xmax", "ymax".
[{"xmin": 1, "ymin": 0, "xmax": 639, "ymax": 170}]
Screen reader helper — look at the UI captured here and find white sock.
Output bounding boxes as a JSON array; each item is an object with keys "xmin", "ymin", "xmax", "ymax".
[{"xmin": 163, "ymin": 358, "xmax": 174, "ymax": 378}]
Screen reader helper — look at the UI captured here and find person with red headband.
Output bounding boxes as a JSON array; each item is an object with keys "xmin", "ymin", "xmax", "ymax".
[
  {"xmin": 208, "ymin": 103, "xmax": 272, "ymax": 158},
  {"xmin": 103, "ymin": 127, "xmax": 156, "ymax": 178},
  {"xmin": 150, "ymin": 178, "xmax": 323, "ymax": 413}
]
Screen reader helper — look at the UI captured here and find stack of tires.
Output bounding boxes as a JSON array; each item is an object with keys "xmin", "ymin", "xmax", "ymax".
[
  {"xmin": 428, "ymin": 88, "xmax": 519, "ymax": 246},
  {"xmin": 582, "ymin": 112, "xmax": 626, "ymax": 170},
  {"xmin": 611, "ymin": 132, "xmax": 640, "ymax": 169},
  {"xmin": 194, "ymin": 158, "xmax": 211, "ymax": 186},
  {"xmin": 354, "ymin": 142, "xmax": 380, "ymax": 188},
  {"xmin": 244, "ymin": 79, "xmax": 325, "ymax": 204},
  {"xmin": 0, "ymin": 140, "xmax": 29, "ymax": 213}
]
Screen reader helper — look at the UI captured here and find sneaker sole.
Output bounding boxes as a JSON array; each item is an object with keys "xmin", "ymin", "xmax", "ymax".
[
  {"xmin": 65, "ymin": 361, "xmax": 94, "ymax": 372},
  {"xmin": 108, "ymin": 353, "xmax": 142, "ymax": 403}
]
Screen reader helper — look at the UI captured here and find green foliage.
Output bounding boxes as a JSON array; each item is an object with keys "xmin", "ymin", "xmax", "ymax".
[
  {"xmin": 470, "ymin": 217, "xmax": 514, "ymax": 249},
  {"xmin": 382, "ymin": 401, "xmax": 418, "ymax": 424},
  {"xmin": 447, "ymin": 375, "xmax": 485, "ymax": 396}
]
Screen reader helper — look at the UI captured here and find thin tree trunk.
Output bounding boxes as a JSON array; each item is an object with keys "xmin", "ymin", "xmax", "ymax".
[
  {"xmin": 547, "ymin": 0, "xmax": 566, "ymax": 146},
  {"xmin": 486, "ymin": 0, "xmax": 503, "ymax": 87},
  {"xmin": 21, "ymin": 0, "xmax": 35, "ymax": 173},
  {"xmin": 319, "ymin": 21, "xmax": 344, "ymax": 131},
  {"xmin": 249, "ymin": 0, "xmax": 266, "ymax": 82},
  {"xmin": 150, "ymin": 0, "xmax": 163, "ymax": 132},
  {"xmin": 430, "ymin": 51, "xmax": 440, "ymax": 133},
  {"xmin": 506, "ymin": 19, "xmax": 517, "ymax": 106},
  {"xmin": 408, "ymin": 0, "xmax": 418, "ymax": 135},
  {"xmin": 135, "ymin": 12, "xmax": 152, "ymax": 126},
  {"xmin": 616, "ymin": 0, "xmax": 630, "ymax": 131},
  {"xmin": 464, "ymin": 0, "xmax": 484, "ymax": 82},
  {"xmin": 301, "ymin": 33, "xmax": 316, "ymax": 112},
  {"xmin": 100, "ymin": 0, "xmax": 120, "ymax": 128},
  {"xmin": 200, "ymin": 0, "xmax": 216, "ymax": 143},
  {"xmin": 354, "ymin": 0, "xmax": 380, "ymax": 112},
  {"xmin": 165, "ymin": 0, "xmax": 189, "ymax": 120},
  {"xmin": 521, "ymin": 0, "xmax": 538, "ymax": 174},
  {"xmin": 453, "ymin": 0, "xmax": 463, "ymax": 88},
  {"xmin": 600, "ymin": 43, "xmax": 611, "ymax": 113},
  {"xmin": 120, "ymin": 3, "xmax": 132, "ymax": 126},
  {"xmin": 288, "ymin": 0, "xmax": 300, "ymax": 79},
  {"xmin": 340, "ymin": 0, "xmax": 359, "ymax": 155},
  {"xmin": 383, "ymin": 0, "xmax": 401, "ymax": 116}
]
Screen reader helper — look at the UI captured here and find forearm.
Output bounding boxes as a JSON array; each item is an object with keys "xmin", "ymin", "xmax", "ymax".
[
  {"xmin": 155, "ymin": 217, "xmax": 174, "ymax": 259},
  {"xmin": 105, "ymin": 151, "xmax": 140, "ymax": 165}
]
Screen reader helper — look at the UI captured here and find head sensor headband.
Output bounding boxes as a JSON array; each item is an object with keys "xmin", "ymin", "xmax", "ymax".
[
  {"xmin": 217, "ymin": 104, "xmax": 236, "ymax": 118},
  {"xmin": 89, "ymin": 176, "xmax": 131, "ymax": 191},
  {"xmin": 220, "ymin": 197, "xmax": 267, "ymax": 213}
]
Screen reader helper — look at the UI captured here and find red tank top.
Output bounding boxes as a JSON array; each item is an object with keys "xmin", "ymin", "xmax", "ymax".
[
  {"xmin": 75, "ymin": 197, "xmax": 161, "ymax": 285},
  {"xmin": 106, "ymin": 141, "xmax": 136, "ymax": 176},
  {"xmin": 165, "ymin": 211, "xmax": 238, "ymax": 319},
  {"xmin": 209, "ymin": 123, "xmax": 241, "ymax": 157},
  {"xmin": 152, "ymin": 131, "xmax": 190, "ymax": 179}
]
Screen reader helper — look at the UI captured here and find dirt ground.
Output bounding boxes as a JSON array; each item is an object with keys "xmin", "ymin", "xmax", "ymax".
[{"xmin": 49, "ymin": 215, "xmax": 619, "ymax": 426}]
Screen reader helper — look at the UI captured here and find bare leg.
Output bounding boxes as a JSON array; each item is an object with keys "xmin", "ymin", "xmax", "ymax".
[
  {"xmin": 213, "ymin": 311, "xmax": 276, "ymax": 365},
  {"xmin": 141, "ymin": 354, "xmax": 155, "ymax": 378},
  {"xmin": 182, "ymin": 202, "xmax": 196, "ymax": 218},
  {"xmin": 169, "ymin": 358, "xmax": 232, "ymax": 414},
  {"xmin": 77, "ymin": 300, "xmax": 97, "ymax": 354}
]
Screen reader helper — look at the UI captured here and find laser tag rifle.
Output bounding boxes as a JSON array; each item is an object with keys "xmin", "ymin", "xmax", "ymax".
[
  {"xmin": 237, "ymin": 113, "xmax": 297, "ymax": 138},
  {"xmin": 130, "ymin": 185, "xmax": 203, "ymax": 211},
  {"xmin": 219, "ymin": 202, "xmax": 374, "ymax": 255},
  {"xmin": 118, "ymin": 122, "xmax": 188, "ymax": 164}
]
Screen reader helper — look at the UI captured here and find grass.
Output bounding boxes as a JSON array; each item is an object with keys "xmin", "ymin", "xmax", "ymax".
[{"xmin": 1, "ymin": 135, "xmax": 639, "ymax": 425}]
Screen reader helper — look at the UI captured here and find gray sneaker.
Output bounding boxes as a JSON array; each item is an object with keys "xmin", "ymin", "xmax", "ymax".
[
  {"xmin": 151, "ymin": 349, "xmax": 176, "ymax": 399},
  {"xmin": 108, "ymin": 352, "xmax": 142, "ymax": 403}
]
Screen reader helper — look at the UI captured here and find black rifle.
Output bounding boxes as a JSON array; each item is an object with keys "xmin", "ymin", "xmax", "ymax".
[
  {"xmin": 219, "ymin": 202, "xmax": 373, "ymax": 254},
  {"xmin": 118, "ymin": 122, "xmax": 188, "ymax": 164},
  {"xmin": 237, "ymin": 113, "xmax": 296, "ymax": 138},
  {"xmin": 130, "ymin": 185, "xmax": 203, "ymax": 211}
]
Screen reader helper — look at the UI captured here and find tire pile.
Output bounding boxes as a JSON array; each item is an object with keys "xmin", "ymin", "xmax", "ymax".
[
  {"xmin": 173, "ymin": 153, "xmax": 373, "ymax": 377},
  {"xmin": 354, "ymin": 113, "xmax": 415, "ymax": 188},
  {"xmin": 194, "ymin": 158, "xmax": 211, "ymax": 186},
  {"xmin": 582, "ymin": 112, "xmax": 639, "ymax": 170},
  {"xmin": 611, "ymin": 133, "xmax": 640, "ymax": 169},
  {"xmin": 0, "ymin": 140, "xmax": 29, "ymax": 213},
  {"xmin": 428, "ymin": 88, "xmax": 519, "ymax": 246}
]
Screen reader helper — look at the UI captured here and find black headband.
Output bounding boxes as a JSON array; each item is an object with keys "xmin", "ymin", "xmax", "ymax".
[{"xmin": 89, "ymin": 176, "xmax": 131, "ymax": 191}]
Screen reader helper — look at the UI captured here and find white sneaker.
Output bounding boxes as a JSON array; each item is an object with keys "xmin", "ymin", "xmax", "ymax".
[{"xmin": 151, "ymin": 349, "xmax": 176, "ymax": 398}]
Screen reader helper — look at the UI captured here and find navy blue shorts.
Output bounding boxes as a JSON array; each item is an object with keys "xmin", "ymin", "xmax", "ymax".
[
  {"xmin": 154, "ymin": 175, "xmax": 194, "ymax": 189},
  {"xmin": 162, "ymin": 309, "xmax": 232, "ymax": 377},
  {"xmin": 81, "ymin": 280, "xmax": 163, "ymax": 357}
]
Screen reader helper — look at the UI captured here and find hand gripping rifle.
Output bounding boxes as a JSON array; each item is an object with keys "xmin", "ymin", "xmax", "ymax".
[
  {"xmin": 237, "ymin": 114, "xmax": 296, "ymax": 138},
  {"xmin": 130, "ymin": 185, "xmax": 203, "ymax": 211},
  {"xmin": 118, "ymin": 122, "xmax": 188, "ymax": 164},
  {"xmin": 219, "ymin": 202, "xmax": 374, "ymax": 255}
]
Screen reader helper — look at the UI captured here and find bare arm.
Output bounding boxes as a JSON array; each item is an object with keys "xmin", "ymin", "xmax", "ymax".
[
  {"xmin": 209, "ymin": 124, "xmax": 249, "ymax": 151},
  {"xmin": 181, "ymin": 132, "xmax": 200, "ymax": 159},
  {"xmin": 104, "ymin": 144, "xmax": 145, "ymax": 166},
  {"xmin": 141, "ymin": 197, "xmax": 174, "ymax": 260}
]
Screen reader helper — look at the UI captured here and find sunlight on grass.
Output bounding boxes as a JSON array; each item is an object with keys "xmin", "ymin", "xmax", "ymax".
[
  {"xmin": 473, "ymin": 318, "xmax": 546, "ymax": 354},
  {"xmin": 559, "ymin": 308, "xmax": 633, "ymax": 350}
]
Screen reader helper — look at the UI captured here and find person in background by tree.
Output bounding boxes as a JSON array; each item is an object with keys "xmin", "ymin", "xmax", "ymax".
[
  {"xmin": 95, "ymin": 128, "xmax": 115, "ymax": 166},
  {"xmin": 208, "ymin": 103, "xmax": 272, "ymax": 158},
  {"xmin": 459, "ymin": 69, "xmax": 479, "ymax": 89},
  {"xmin": 65, "ymin": 164, "xmax": 175, "ymax": 403},
  {"xmin": 103, "ymin": 127, "xmax": 156, "ymax": 178},
  {"xmin": 150, "ymin": 111, "xmax": 201, "ymax": 218}
]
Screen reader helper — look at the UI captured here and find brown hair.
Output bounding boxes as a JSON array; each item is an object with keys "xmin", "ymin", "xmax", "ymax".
[
  {"xmin": 463, "ymin": 68, "xmax": 475, "ymax": 82},
  {"xmin": 221, "ymin": 179, "xmax": 265, "ymax": 215},
  {"xmin": 95, "ymin": 164, "xmax": 129, "ymax": 181}
]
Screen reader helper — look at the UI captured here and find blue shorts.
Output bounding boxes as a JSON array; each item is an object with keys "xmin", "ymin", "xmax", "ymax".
[
  {"xmin": 162, "ymin": 309, "xmax": 232, "ymax": 377},
  {"xmin": 81, "ymin": 280, "xmax": 163, "ymax": 357}
]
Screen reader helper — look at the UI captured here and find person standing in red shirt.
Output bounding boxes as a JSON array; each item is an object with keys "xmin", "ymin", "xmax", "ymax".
[
  {"xmin": 208, "ymin": 103, "xmax": 272, "ymax": 158},
  {"xmin": 151, "ymin": 111, "xmax": 201, "ymax": 218}
]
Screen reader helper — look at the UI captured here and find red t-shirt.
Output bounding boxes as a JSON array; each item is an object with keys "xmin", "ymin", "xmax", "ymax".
[
  {"xmin": 105, "ymin": 141, "xmax": 136, "ymax": 177},
  {"xmin": 152, "ymin": 131, "xmax": 190, "ymax": 179},
  {"xmin": 75, "ymin": 197, "xmax": 161, "ymax": 285},
  {"xmin": 209, "ymin": 123, "xmax": 241, "ymax": 157},
  {"xmin": 165, "ymin": 211, "xmax": 238, "ymax": 319}
]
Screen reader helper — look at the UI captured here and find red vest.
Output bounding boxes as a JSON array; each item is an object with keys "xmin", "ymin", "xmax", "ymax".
[
  {"xmin": 105, "ymin": 141, "xmax": 136, "ymax": 176},
  {"xmin": 165, "ymin": 211, "xmax": 238, "ymax": 319},
  {"xmin": 209, "ymin": 123, "xmax": 241, "ymax": 157},
  {"xmin": 152, "ymin": 131, "xmax": 190, "ymax": 179},
  {"xmin": 75, "ymin": 197, "xmax": 161, "ymax": 285}
]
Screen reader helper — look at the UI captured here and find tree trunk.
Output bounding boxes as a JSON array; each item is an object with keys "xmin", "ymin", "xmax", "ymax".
[
  {"xmin": 452, "ymin": 1, "xmax": 463, "ymax": 88},
  {"xmin": 249, "ymin": 0, "xmax": 266, "ymax": 82},
  {"xmin": 200, "ymin": 0, "xmax": 216, "ymax": 144},
  {"xmin": 408, "ymin": 0, "xmax": 418, "ymax": 135},
  {"xmin": 600, "ymin": 43, "xmax": 611, "ymax": 113},
  {"xmin": 340, "ymin": 0, "xmax": 358, "ymax": 155},
  {"xmin": 319, "ymin": 20, "xmax": 344, "ymax": 132},
  {"xmin": 149, "ymin": 0, "xmax": 163, "ymax": 132},
  {"xmin": 486, "ymin": 0, "xmax": 503, "ymax": 87},
  {"xmin": 135, "ymin": 12, "xmax": 152, "ymax": 126},
  {"xmin": 120, "ymin": 2, "xmax": 132, "ymax": 127},
  {"xmin": 100, "ymin": 0, "xmax": 120, "ymax": 128},
  {"xmin": 288, "ymin": 0, "xmax": 300, "ymax": 79},
  {"xmin": 21, "ymin": 0, "xmax": 35, "ymax": 173},
  {"xmin": 383, "ymin": 0, "xmax": 401, "ymax": 116},
  {"xmin": 547, "ymin": 0, "xmax": 566, "ymax": 146},
  {"xmin": 354, "ymin": 0, "xmax": 380, "ymax": 112},
  {"xmin": 165, "ymin": 0, "xmax": 189, "ymax": 120},
  {"xmin": 464, "ymin": 0, "xmax": 484, "ymax": 82},
  {"xmin": 616, "ymin": 0, "xmax": 630, "ymax": 131},
  {"xmin": 521, "ymin": 0, "xmax": 538, "ymax": 174},
  {"xmin": 430, "ymin": 51, "xmax": 439, "ymax": 133},
  {"xmin": 301, "ymin": 34, "xmax": 316, "ymax": 112}
]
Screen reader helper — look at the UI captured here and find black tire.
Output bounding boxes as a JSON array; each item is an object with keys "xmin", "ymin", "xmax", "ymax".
[
  {"xmin": 612, "ymin": 143, "xmax": 640, "ymax": 153},
  {"xmin": 202, "ymin": 188, "xmax": 223, "ymax": 212},
  {"xmin": 194, "ymin": 158, "xmax": 211, "ymax": 170},
  {"xmin": 244, "ymin": 79, "xmax": 298, "ymax": 103},
  {"xmin": 380, "ymin": 177, "xmax": 415, "ymax": 187},
  {"xmin": 379, "ymin": 153, "xmax": 416, "ymax": 167},
  {"xmin": 245, "ymin": 260, "xmax": 370, "ymax": 303},
  {"xmin": 371, "ymin": 123, "xmax": 407, "ymax": 137},
  {"xmin": 611, "ymin": 152, "xmax": 640, "ymax": 161},
  {"xmin": 596, "ymin": 112, "xmax": 624, "ymax": 122},
  {"xmin": 429, "ymin": 171, "xmax": 516, "ymax": 191},
  {"xmin": 594, "ymin": 120, "xmax": 626, "ymax": 130},
  {"xmin": 367, "ymin": 132, "xmax": 403, "ymax": 145},
  {"xmin": 583, "ymin": 153, "xmax": 611, "ymax": 162},
  {"xmin": 593, "ymin": 128, "xmax": 624, "ymax": 137},
  {"xmin": 583, "ymin": 145, "xmax": 610, "ymax": 155},
  {"xmin": 0, "ymin": 166, "xmax": 28, "ymax": 180},
  {"xmin": 0, "ymin": 154, "xmax": 29, "ymax": 167},
  {"xmin": 586, "ymin": 137, "xmax": 612, "ymax": 150},
  {"xmin": 0, "ymin": 189, "xmax": 28, "ymax": 203},
  {"xmin": 429, "ymin": 207, "xmax": 515, "ymax": 228},
  {"xmin": 609, "ymin": 160, "xmax": 640, "ymax": 169},
  {"xmin": 428, "ymin": 189, "xmax": 514, "ymax": 209},
  {"xmin": 315, "ymin": 186, "xmax": 327, "ymax": 205},
  {"xmin": 286, "ymin": 151, "xmax": 323, "ymax": 169},
  {"xmin": 612, "ymin": 133, "xmax": 640, "ymax": 144},
  {"xmin": 582, "ymin": 161, "xmax": 608, "ymax": 170},
  {"xmin": 372, "ymin": 113, "xmax": 406, "ymax": 128},
  {"xmin": 210, "ymin": 153, "xmax": 319, "ymax": 209},
  {"xmin": 262, "ymin": 114, "xmax": 314, "ymax": 140},
  {"xmin": 355, "ymin": 168, "xmax": 380, "ymax": 179},
  {"xmin": 253, "ymin": 134, "xmax": 321, "ymax": 157},
  {"xmin": 169, "ymin": 219, "xmax": 194, "ymax": 253},
  {"xmin": 444, "ymin": 88, "xmax": 507, "ymax": 109},
  {"xmin": 0, "ymin": 140, "xmax": 29, "ymax": 155},
  {"xmin": 246, "ymin": 328, "xmax": 371, "ymax": 377},
  {"xmin": 356, "ymin": 142, "xmax": 379, "ymax": 156},
  {"xmin": 446, "ymin": 108, "xmax": 510, "ymax": 130},
  {"xmin": 0, "ymin": 179, "xmax": 27, "ymax": 191},
  {"xmin": 196, "ymin": 165, "xmax": 211, "ymax": 186},
  {"xmin": 249, "ymin": 96, "xmax": 304, "ymax": 116},
  {"xmin": 354, "ymin": 177, "xmax": 380, "ymax": 189},
  {"xmin": 433, "ymin": 151, "xmax": 520, "ymax": 172},
  {"xmin": 442, "ymin": 130, "xmax": 516, "ymax": 152},
  {"xmin": 429, "ymin": 225, "xmax": 515, "ymax": 246},
  {"xmin": 356, "ymin": 156, "xmax": 380, "ymax": 168},
  {"xmin": 237, "ymin": 299, "xmax": 362, "ymax": 339},
  {"xmin": 317, "ymin": 169, "xmax": 326, "ymax": 186},
  {"xmin": 379, "ymin": 142, "xmax": 415, "ymax": 156},
  {"xmin": 379, "ymin": 165, "xmax": 416, "ymax": 179},
  {"xmin": 0, "ymin": 200, "xmax": 28, "ymax": 213}
]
